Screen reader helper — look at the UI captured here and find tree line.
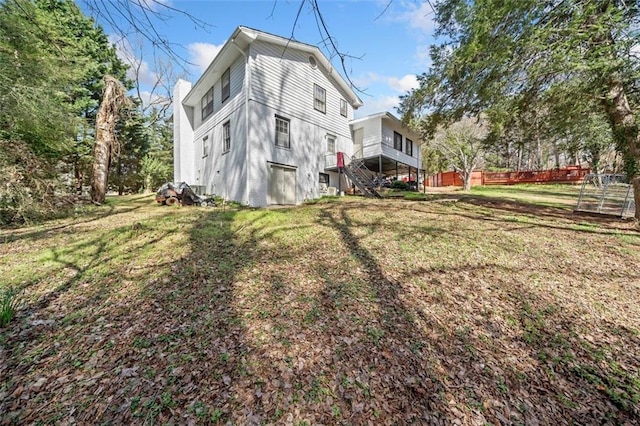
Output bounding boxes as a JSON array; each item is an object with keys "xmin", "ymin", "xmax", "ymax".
[
  {"xmin": 399, "ymin": 0, "xmax": 639, "ymax": 220},
  {"xmin": 0, "ymin": 0, "xmax": 173, "ymax": 225}
]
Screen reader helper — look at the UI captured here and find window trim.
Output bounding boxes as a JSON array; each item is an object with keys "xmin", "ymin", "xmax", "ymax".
[
  {"xmin": 275, "ymin": 115, "xmax": 291, "ymax": 149},
  {"xmin": 393, "ymin": 131, "xmax": 403, "ymax": 151},
  {"xmin": 202, "ymin": 135, "xmax": 209, "ymax": 158},
  {"xmin": 406, "ymin": 138, "xmax": 413, "ymax": 156},
  {"xmin": 319, "ymin": 172, "xmax": 329, "ymax": 192},
  {"xmin": 221, "ymin": 68, "xmax": 230, "ymax": 102},
  {"xmin": 340, "ymin": 99, "xmax": 347, "ymax": 117},
  {"xmin": 326, "ymin": 134, "xmax": 336, "ymax": 154},
  {"xmin": 222, "ymin": 121, "xmax": 231, "ymax": 153},
  {"xmin": 201, "ymin": 87, "xmax": 214, "ymax": 120},
  {"xmin": 313, "ymin": 83, "xmax": 326, "ymax": 114}
]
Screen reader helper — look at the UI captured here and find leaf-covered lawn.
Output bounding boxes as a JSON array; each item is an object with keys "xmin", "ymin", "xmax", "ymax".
[{"xmin": 1, "ymin": 193, "xmax": 639, "ymax": 424}]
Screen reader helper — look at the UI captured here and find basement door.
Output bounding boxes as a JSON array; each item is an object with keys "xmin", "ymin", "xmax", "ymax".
[{"xmin": 268, "ymin": 164, "xmax": 296, "ymax": 205}]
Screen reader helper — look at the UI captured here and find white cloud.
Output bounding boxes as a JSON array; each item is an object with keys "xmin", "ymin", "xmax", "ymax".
[
  {"xmin": 138, "ymin": 90, "xmax": 169, "ymax": 109},
  {"xmin": 140, "ymin": 0, "xmax": 171, "ymax": 11},
  {"xmin": 388, "ymin": 74, "xmax": 418, "ymax": 92},
  {"xmin": 355, "ymin": 95, "xmax": 401, "ymax": 119},
  {"xmin": 109, "ymin": 35, "xmax": 158, "ymax": 86},
  {"xmin": 398, "ymin": 1, "xmax": 437, "ymax": 35},
  {"xmin": 187, "ymin": 42, "xmax": 224, "ymax": 73},
  {"xmin": 351, "ymin": 72, "xmax": 382, "ymax": 88}
]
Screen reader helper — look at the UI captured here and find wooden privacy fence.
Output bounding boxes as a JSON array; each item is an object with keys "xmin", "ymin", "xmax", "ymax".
[{"xmin": 425, "ymin": 167, "xmax": 590, "ymax": 187}]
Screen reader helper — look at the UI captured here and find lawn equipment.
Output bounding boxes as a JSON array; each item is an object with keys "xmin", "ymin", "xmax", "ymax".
[{"xmin": 155, "ymin": 182, "xmax": 216, "ymax": 207}]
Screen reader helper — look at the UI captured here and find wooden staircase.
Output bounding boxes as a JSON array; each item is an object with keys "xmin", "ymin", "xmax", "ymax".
[{"xmin": 343, "ymin": 158, "xmax": 383, "ymax": 198}]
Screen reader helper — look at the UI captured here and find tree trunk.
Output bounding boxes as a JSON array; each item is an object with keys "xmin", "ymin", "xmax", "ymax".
[
  {"xmin": 462, "ymin": 170, "xmax": 472, "ymax": 191},
  {"xmin": 633, "ymin": 177, "xmax": 640, "ymax": 222},
  {"xmin": 91, "ymin": 75, "xmax": 128, "ymax": 204},
  {"xmin": 601, "ymin": 77, "xmax": 640, "ymax": 221}
]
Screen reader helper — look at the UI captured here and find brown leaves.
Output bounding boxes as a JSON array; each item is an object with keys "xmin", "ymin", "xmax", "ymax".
[{"xmin": 1, "ymin": 196, "xmax": 640, "ymax": 424}]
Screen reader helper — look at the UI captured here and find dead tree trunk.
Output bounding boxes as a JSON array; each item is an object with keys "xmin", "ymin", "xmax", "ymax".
[{"xmin": 91, "ymin": 75, "xmax": 128, "ymax": 204}]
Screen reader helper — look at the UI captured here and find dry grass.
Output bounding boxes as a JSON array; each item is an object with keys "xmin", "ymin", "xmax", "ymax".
[{"xmin": 1, "ymin": 191, "xmax": 639, "ymax": 425}]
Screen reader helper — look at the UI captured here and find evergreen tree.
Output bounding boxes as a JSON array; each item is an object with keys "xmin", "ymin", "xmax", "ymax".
[{"xmin": 400, "ymin": 0, "xmax": 640, "ymax": 220}]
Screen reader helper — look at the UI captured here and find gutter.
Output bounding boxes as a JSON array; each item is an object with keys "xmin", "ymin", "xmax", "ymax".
[{"xmin": 231, "ymin": 38, "xmax": 252, "ymax": 206}]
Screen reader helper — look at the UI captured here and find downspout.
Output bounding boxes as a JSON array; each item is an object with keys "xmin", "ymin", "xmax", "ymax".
[{"xmin": 231, "ymin": 38, "xmax": 251, "ymax": 206}]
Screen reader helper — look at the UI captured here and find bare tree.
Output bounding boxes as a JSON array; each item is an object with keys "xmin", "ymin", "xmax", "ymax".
[
  {"xmin": 111, "ymin": 35, "xmax": 184, "ymax": 123},
  {"xmin": 431, "ymin": 116, "xmax": 488, "ymax": 190}
]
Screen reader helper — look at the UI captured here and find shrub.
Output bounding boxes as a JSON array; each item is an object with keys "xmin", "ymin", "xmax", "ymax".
[{"xmin": 390, "ymin": 180, "xmax": 409, "ymax": 191}]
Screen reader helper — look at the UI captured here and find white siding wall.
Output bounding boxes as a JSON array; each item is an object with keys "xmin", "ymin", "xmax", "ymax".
[
  {"xmin": 191, "ymin": 56, "xmax": 248, "ymax": 203},
  {"xmin": 246, "ymin": 41, "xmax": 354, "ymax": 206},
  {"xmin": 352, "ymin": 117, "xmax": 382, "ymax": 159},
  {"xmin": 173, "ymin": 79, "xmax": 195, "ymax": 184},
  {"xmin": 381, "ymin": 120, "xmax": 422, "ymax": 168},
  {"xmin": 193, "ymin": 58, "xmax": 246, "ymax": 131}
]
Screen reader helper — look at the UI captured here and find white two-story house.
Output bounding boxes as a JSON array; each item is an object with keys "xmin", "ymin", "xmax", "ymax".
[{"xmin": 173, "ymin": 26, "xmax": 423, "ymax": 206}]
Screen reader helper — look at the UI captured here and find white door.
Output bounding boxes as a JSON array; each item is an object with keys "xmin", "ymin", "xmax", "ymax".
[{"xmin": 268, "ymin": 165, "xmax": 296, "ymax": 205}]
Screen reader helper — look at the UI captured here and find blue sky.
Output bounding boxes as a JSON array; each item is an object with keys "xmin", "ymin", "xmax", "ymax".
[{"xmin": 103, "ymin": 0, "xmax": 438, "ymax": 118}]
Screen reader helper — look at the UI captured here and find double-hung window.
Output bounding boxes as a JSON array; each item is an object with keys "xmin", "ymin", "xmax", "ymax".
[
  {"xmin": 201, "ymin": 87, "xmax": 214, "ymax": 120},
  {"xmin": 202, "ymin": 135, "xmax": 209, "ymax": 157},
  {"xmin": 314, "ymin": 84, "xmax": 326, "ymax": 113},
  {"xmin": 275, "ymin": 116, "xmax": 290, "ymax": 148},
  {"xmin": 222, "ymin": 121, "xmax": 231, "ymax": 153},
  {"xmin": 393, "ymin": 132, "xmax": 403, "ymax": 151},
  {"xmin": 326, "ymin": 134, "xmax": 336, "ymax": 154},
  {"xmin": 221, "ymin": 68, "xmax": 230, "ymax": 102},
  {"xmin": 340, "ymin": 99, "xmax": 348, "ymax": 117},
  {"xmin": 406, "ymin": 138, "xmax": 413, "ymax": 156}
]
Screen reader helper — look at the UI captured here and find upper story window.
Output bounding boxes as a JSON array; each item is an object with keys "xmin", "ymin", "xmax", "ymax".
[
  {"xmin": 314, "ymin": 84, "xmax": 326, "ymax": 113},
  {"xmin": 393, "ymin": 131, "xmax": 402, "ymax": 151},
  {"xmin": 406, "ymin": 138, "xmax": 413, "ymax": 156},
  {"xmin": 202, "ymin": 135, "xmax": 209, "ymax": 157},
  {"xmin": 222, "ymin": 121, "xmax": 231, "ymax": 153},
  {"xmin": 221, "ymin": 68, "xmax": 230, "ymax": 102},
  {"xmin": 201, "ymin": 87, "xmax": 214, "ymax": 120},
  {"xmin": 326, "ymin": 134, "xmax": 336, "ymax": 154},
  {"xmin": 275, "ymin": 115, "xmax": 290, "ymax": 149},
  {"xmin": 340, "ymin": 99, "xmax": 347, "ymax": 117}
]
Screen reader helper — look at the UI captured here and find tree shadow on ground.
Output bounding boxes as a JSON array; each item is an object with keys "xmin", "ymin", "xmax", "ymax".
[{"xmin": 1, "ymin": 200, "xmax": 638, "ymax": 424}]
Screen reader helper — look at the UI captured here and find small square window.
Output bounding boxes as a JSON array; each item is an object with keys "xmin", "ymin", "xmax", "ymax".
[
  {"xmin": 326, "ymin": 135, "xmax": 336, "ymax": 154},
  {"xmin": 314, "ymin": 84, "xmax": 326, "ymax": 113},
  {"xmin": 223, "ymin": 121, "xmax": 231, "ymax": 153},
  {"xmin": 340, "ymin": 99, "xmax": 347, "ymax": 117},
  {"xmin": 275, "ymin": 116, "xmax": 290, "ymax": 148},
  {"xmin": 222, "ymin": 68, "xmax": 230, "ymax": 102}
]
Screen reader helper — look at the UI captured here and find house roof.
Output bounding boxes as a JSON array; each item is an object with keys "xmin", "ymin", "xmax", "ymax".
[{"xmin": 182, "ymin": 26, "xmax": 363, "ymax": 108}]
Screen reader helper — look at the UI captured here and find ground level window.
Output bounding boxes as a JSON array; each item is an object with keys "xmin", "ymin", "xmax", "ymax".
[{"xmin": 319, "ymin": 173, "xmax": 329, "ymax": 192}]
